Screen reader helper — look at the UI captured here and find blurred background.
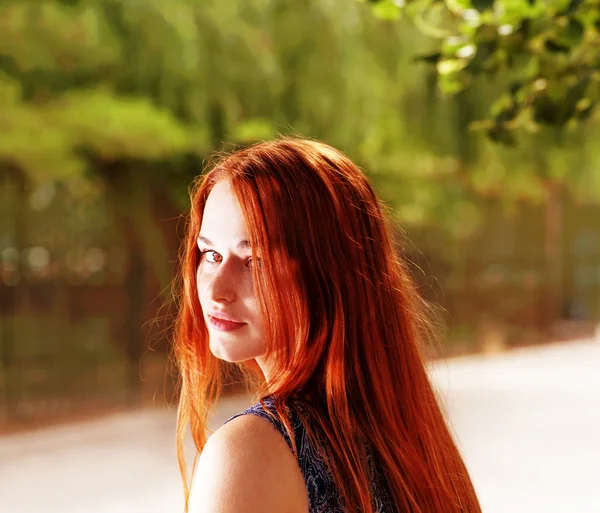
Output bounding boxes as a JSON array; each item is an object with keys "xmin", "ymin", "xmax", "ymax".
[{"xmin": 0, "ymin": 0, "xmax": 599, "ymax": 512}]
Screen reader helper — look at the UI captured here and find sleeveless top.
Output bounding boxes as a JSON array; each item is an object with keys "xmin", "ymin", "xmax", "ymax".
[{"xmin": 225, "ymin": 396, "xmax": 397, "ymax": 513}]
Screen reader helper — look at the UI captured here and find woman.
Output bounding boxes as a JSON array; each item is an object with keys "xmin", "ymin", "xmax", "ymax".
[{"xmin": 173, "ymin": 137, "xmax": 481, "ymax": 513}]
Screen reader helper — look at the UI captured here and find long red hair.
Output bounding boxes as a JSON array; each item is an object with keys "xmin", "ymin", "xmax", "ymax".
[{"xmin": 173, "ymin": 137, "xmax": 481, "ymax": 512}]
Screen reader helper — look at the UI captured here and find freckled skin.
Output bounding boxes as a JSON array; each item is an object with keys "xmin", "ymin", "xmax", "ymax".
[
  {"xmin": 191, "ymin": 181, "xmax": 308, "ymax": 513},
  {"xmin": 196, "ymin": 180, "xmax": 272, "ymax": 376},
  {"xmin": 189, "ymin": 414, "xmax": 309, "ymax": 513}
]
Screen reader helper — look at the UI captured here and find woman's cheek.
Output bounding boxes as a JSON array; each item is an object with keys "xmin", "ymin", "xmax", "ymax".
[{"xmin": 196, "ymin": 265, "xmax": 209, "ymax": 303}]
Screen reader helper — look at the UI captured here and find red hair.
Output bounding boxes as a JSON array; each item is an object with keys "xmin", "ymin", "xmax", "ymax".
[{"xmin": 173, "ymin": 137, "xmax": 481, "ymax": 512}]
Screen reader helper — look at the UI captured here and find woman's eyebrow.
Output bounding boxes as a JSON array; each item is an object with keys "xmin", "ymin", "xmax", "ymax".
[
  {"xmin": 197, "ymin": 235, "xmax": 213, "ymax": 246},
  {"xmin": 197, "ymin": 235, "xmax": 251, "ymax": 249}
]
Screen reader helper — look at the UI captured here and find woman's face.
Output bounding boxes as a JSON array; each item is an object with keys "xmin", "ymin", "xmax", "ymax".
[{"xmin": 196, "ymin": 180, "xmax": 268, "ymax": 373}]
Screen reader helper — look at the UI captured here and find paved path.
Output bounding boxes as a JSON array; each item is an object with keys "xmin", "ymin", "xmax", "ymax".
[{"xmin": 1, "ymin": 338, "xmax": 599, "ymax": 513}]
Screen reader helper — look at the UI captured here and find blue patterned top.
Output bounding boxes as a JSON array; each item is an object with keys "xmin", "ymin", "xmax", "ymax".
[{"xmin": 225, "ymin": 396, "xmax": 396, "ymax": 513}]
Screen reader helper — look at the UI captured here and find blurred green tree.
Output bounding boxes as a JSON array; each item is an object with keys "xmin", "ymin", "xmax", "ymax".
[
  {"xmin": 1, "ymin": 0, "xmax": 598, "ymax": 332},
  {"xmin": 366, "ymin": 0, "xmax": 600, "ymax": 141}
]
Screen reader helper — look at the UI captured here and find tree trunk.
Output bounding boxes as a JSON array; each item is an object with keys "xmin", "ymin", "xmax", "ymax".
[
  {"xmin": 0, "ymin": 167, "xmax": 27, "ymax": 422},
  {"xmin": 102, "ymin": 161, "xmax": 175, "ymax": 406},
  {"xmin": 543, "ymin": 180, "xmax": 565, "ymax": 328}
]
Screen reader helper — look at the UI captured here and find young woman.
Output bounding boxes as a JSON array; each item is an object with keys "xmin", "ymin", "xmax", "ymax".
[{"xmin": 173, "ymin": 137, "xmax": 481, "ymax": 513}]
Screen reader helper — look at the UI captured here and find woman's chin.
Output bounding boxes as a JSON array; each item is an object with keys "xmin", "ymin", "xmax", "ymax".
[{"xmin": 208, "ymin": 337, "xmax": 262, "ymax": 364}]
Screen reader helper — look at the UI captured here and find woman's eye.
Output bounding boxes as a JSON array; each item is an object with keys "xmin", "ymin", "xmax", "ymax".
[
  {"xmin": 201, "ymin": 250, "xmax": 222, "ymax": 264},
  {"xmin": 246, "ymin": 257, "xmax": 261, "ymax": 269}
]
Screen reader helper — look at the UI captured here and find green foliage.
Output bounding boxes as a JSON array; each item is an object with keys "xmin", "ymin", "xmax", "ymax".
[
  {"xmin": 370, "ymin": 0, "xmax": 600, "ymax": 141},
  {"xmin": 55, "ymin": 90, "xmax": 193, "ymax": 160},
  {"xmin": 0, "ymin": 80, "xmax": 193, "ymax": 181},
  {"xmin": 0, "ymin": 2, "xmax": 120, "ymax": 76},
  {"xmin": 370, "ymin": 0, "xmax": 404, "ymax": 20},
  {"xmin": 230, "ymin": 118, "xmax": 278, "ymax": 142},
  {"xmin": 0, "ymin": 73, "xmax": 84, "ymax": 180},
  {"xmin": 1, "ymin": 0, "xmax": 599, "ymax": 253}
]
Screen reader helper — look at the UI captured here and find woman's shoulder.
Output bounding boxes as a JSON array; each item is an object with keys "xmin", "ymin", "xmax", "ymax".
[
  {"xmin": 225, "ymin": 395, "xmax": 299, "ymax": 446},
  {"xmin": 188, "ymin": 400, "xmax": 308, "ymax": 513}
]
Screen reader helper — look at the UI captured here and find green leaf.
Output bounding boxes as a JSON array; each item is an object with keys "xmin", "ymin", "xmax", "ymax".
[
  {"xmin": 544, "ymin": 39, "xmax": 570, "ymax": 53},
  {"xmin": 414, "ymin": 52, "xmax": 443, "ymax": 64},
  {"xmin": 487, "ymin": 125, "xmax": 516, "ymax": 145},
  {"xmin": 509, "ymin": 81, "xmax": 523, "ymax": 96},
  {"xmin": 562, "ymin": 0, "xmax": 583, "ymax": 15},
  {"xmin": 490, "ymin": 94, "xmax": 518, "ymax": 124},
  {"xmin": 372, "ymin": 0, "xmax": 403, "ymax": 21},
  {"xmin": 439, "ymin": 73, "xmax": 470, "ymax": 94},
  {"xmin": 471, "ymin": 0, "xmax": 495, "ymax": 13},
  {"xmin": 575, "ymin": 101, "xmax": 594, "ymax": 120},
  {"xmin": 558, "ymin": 19, "xmax": 584, "ymax": 46},
  {"xmin": 437, "ymin": 58, "xmax": 469, "ymax": 75},
  {"xmin": 532, "ymin": 95, "xmax": 564, "ymax": 125},
  {"xmin": 445, "ymin": 0, "xmax": 472, "ymax": 15}
]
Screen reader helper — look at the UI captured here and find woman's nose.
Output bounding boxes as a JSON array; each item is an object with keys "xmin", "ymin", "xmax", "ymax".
[{"xmin": 209, "ymin": 264, "xmax": 237, "ymax": 303}]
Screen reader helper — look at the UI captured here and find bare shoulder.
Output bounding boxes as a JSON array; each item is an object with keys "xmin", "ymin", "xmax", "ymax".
[{"xmin": 188, "ymin": 413, "xmax": 309, "ymax": 513}]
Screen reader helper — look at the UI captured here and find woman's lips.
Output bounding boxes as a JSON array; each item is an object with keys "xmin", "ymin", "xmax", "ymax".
[{"xmin": 208, "ymin": 315, "xmax": 246, "ymax": 332}]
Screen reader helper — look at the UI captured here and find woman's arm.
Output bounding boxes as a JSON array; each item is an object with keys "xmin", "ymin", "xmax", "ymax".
[{"xmin": 188, "ymin": 414, "xmax": 308, "ymax": 513}]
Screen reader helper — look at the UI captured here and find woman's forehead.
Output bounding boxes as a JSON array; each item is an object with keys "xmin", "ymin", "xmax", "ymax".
[{"xmin": 200, "ymin": 180, "xmax": 251, "ymax": 247}]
